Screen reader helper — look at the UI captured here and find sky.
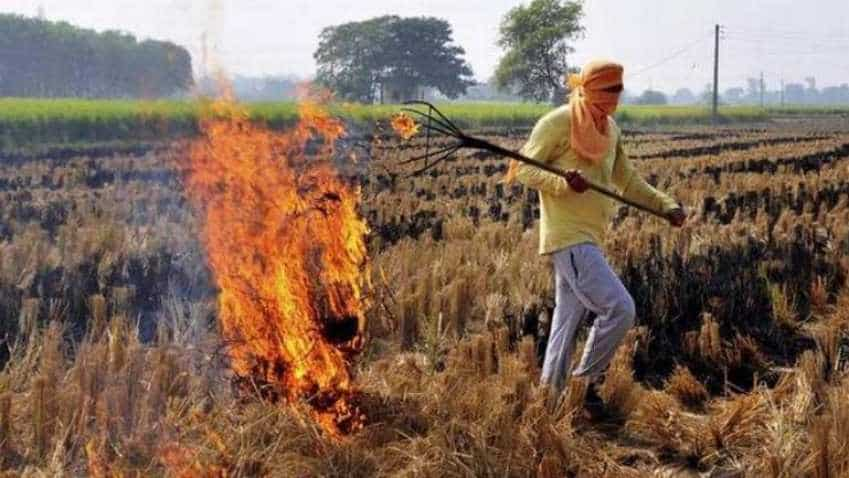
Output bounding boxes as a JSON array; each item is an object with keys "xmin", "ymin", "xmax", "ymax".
[{"xmin": 4, "ymin": 0, "xmax": 849, "ymax": 94}]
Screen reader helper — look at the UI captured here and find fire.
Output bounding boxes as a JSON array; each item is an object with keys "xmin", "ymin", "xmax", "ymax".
[
  {"xmin": 390, "ymin": 113, "xmax": 420, "ymax": 140},
  {"xmin": 184, "ymin": 96, "xmax": 368, "ymax": 434}
]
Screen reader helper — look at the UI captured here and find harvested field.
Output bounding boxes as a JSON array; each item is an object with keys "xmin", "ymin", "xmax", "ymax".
[{"xmin": 1, "ymin": 112, "xmax": 849, "ymax": 476}]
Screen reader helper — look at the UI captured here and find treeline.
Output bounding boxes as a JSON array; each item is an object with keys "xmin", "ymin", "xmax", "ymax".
[
  {"xmin": 661, "ymin": 80, "xmax": 849, "ymax": 107},
  {"xmin": 196, "ymin": 75, "xmax": 298, "ymax": 101},
  {"xmin": 0, "ymin": 14, "xmax": 193, "ymax": 98}
]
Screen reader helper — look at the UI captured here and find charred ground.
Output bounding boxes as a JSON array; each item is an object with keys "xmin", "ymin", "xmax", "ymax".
[{"xmin": 0, "ymin": 115, "xmax": 848, "ymax": 476}]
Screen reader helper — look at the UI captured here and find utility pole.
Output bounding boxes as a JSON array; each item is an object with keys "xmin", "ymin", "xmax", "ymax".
[
  {"xmin": 760, "ymin": 71, "xmax": 765, "ymax": 108},
  {"xmin": 712, "ymin": 24, "xmax": 720, "ymax": 121}
]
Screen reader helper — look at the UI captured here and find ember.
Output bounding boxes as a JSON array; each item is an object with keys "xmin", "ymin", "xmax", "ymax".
[
  {"xmin": 184, "ymin": 95, "xmax": 369, "ymax": 435},
  {"xmin": 390, "ymin": 113, "xmax": 420, "ymax": 140}
]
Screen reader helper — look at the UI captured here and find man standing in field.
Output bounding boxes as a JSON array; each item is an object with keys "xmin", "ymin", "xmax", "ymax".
[{"xmin": 509, "ymin": 60, "xmax": 686, "ymax": 411}]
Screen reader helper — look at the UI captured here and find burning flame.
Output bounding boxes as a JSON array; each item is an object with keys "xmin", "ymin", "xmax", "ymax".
[
  {"xmin": 390, "ymin": 113, "xmax": 420, "ymax": 140},
  {"xmin": 184, "ymin": 96, "xmax": 368, "ymax": 434}
]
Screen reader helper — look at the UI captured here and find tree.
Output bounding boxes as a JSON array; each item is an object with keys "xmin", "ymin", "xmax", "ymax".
[
  {"xmin": 821, "ymin": 84, "xmax": 849, "ymax": 105},
  {"xmin": 0, "ymin": 14, "xmax": 193, "ymax": 98},
  {"xmin": 314, "ymin": 17, "xmax": 390, "ymax": 103},
  {"xmin": 494, "ymin": 0, "xmax": 584, "ymax": 104},
  {"xmin": 746, "ymin": 78, "xmax": 760, "ymax": 102},
  {"xmin": 314, "ymin": 16, "xmax": 474, "ymax": 103},
  {"xmin": 206, "ymin": 75, "xmax": 299, "ymax": 101},
  {"xmin": 784, "ymin": 83, "xmax": 805, "ymax": 104},
  {"xmin": 635, "ymin": 90, "xmax": 668, "ymax": 105},
  {"xmin": 723, "ymin": 87, "xmax": 745, "ymax": 104},
  {"xmin": 461, "ymin": 77, "xmax": 523, "ymax": 102},
  {"xmin": 700, "ymin": 83, "xmax": 719, "ymax": 105},
  {"xmin": 671, "ymin": 88, "xmax": 696, "ymax": 105},
  {"xmin": 619, "ymin": 88, "xmax": 638, "ymax": 105},
  {"xmin": 804, "ymin": 76, "xmax": 818, "ymax": 103},
  {"xmin": 384, "ymin": 17, "xmax": 475, "ymax": 101}
]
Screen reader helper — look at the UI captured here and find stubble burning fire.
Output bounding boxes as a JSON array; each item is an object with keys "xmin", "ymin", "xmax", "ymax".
[{"xmin": 184, "ymin": 96, "xmax": 369, "ymax": 435}]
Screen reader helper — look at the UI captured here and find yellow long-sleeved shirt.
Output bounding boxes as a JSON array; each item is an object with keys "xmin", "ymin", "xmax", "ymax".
[{"xmin": 514, "ymin": 105, "xmax": 678, "ymax": 255}]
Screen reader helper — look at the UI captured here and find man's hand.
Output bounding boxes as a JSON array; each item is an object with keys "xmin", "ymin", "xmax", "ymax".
[
  {"xmin": 565, "ymin": 169, "xmax": 589, "ymax": 193},
  {"xmin": 667, "ymin": 207, "xmax": 686, "ymax": 227}
]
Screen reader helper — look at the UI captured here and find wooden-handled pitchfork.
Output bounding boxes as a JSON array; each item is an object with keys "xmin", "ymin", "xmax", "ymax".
[{"xmin": 398, "ymin": 101, "xmax": 668, "ymax": 220}]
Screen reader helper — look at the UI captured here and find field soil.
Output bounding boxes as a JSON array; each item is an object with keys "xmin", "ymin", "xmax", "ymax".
[{"xmin": 0, "ymin": 115, "xmax": 848, "ymax": 476}]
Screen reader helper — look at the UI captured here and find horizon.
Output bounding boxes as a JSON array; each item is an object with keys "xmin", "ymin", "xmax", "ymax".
[{"xmin": 3, "ymin": 1, "xmax": 849, "ymax": 95}]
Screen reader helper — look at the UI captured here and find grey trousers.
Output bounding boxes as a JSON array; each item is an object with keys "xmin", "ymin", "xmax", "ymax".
[{"xmin": 540, "ymin": 243, "xmax": 636, "ymax": 395}]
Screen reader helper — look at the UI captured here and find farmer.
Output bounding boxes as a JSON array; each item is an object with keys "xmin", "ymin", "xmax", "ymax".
[{"xmin": 508, "ymin": 60, "xmax": 686, "ymax": 410}]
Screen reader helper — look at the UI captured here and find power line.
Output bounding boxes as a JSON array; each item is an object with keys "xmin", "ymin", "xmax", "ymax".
[
  {"xmin": 725, "ymin": 33, "xmax": 849, "ymax": 43},
  {"xmin": 723, "ymin": 27, "xmax": 849, "ymax": 41},
  {"xmin": 717, "ymin": 27, "xmax": 847, "ymax": 89},
  {"xmin": 722, "ymin": 35, "xmax": 849, "ymax": 51},
  {"xmin": 724, "ymin": 32, "xmax": 849, "ymax": 43},
  {"xmin": 722, "ymin": 42, "xmax": 849, "ymax": 64},
  {"xmin": 723, "ymin": 44, "xmax": 849, "ymax": 57},
  {"xmin": 627, "ymin": 31, "xmax": 714, "ymax": 80},
  {"xmin": 725, "ymin": 48, "xmax": 849, "ymax": 58}
]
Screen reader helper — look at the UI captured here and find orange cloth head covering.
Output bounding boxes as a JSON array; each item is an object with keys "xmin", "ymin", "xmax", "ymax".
[{"xmin": 568, "ymin": 60, "xmax": 624, "ymax": 162}]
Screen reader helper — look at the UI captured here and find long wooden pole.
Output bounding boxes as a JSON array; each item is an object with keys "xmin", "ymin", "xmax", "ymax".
[
  {"xmin": 461, "ymin": 136, "xmax": 668, "ymax": 219},
  {"xmin": 401, "ymin": 101, "xmax": 670, "ymax": 220}
]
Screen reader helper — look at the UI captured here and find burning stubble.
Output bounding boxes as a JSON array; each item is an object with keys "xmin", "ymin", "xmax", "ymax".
[{"xmin": 183, "ymin": 97, "xmax": 369, "ymax": 435}]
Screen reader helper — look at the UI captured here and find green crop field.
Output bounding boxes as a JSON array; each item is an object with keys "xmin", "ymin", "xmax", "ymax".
[
  {"xmin": 1, "ymin": 97, "xmax": 848, "ymax": 151},
  {"xmin": 0, "ymin": 98, "xmax": 199, "ymax": 149}
]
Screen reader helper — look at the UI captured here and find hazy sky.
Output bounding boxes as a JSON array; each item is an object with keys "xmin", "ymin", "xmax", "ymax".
[{"xmin": 5, "ymin": 0, "xmax": 849, "ymax": 93}]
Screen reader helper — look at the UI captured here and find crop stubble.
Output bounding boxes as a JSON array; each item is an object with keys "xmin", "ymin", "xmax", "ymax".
[{"xmin": 0, "ymin": 116, "xmax": 848, "ymax": 476}]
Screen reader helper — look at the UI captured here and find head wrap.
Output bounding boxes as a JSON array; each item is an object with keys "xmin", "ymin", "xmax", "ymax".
[{"xmin": 568, "ymin": 60, "xmax": 623, "ymax": 162}]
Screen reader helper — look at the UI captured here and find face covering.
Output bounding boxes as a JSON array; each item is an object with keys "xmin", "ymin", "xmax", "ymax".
[{"xmin": 568, "ymin": 60, "xmax": 624, "ymax": 163}]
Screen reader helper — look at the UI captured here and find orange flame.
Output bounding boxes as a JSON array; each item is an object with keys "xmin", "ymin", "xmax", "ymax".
[
  {"xmin": 390, "ymin": 113, "xmax": 420, "ymax": 140},
  {"xmin": 159, "ymin": 442, "xmax": 226, "ymax": 478},
  {"xmin": 184, "ymin": 96, "xmax": 368, "ymax": 434}
]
